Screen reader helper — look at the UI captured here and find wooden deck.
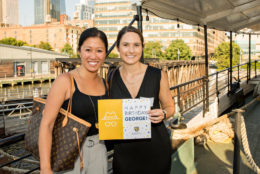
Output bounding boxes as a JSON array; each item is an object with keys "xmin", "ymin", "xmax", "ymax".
[
  {"xmin": 249, "ymin": 76, "xmax": 260, "ymax": 85},
  {"xmin": 0, "ymin": 74, "xmax": 56, "ymax": 87}
]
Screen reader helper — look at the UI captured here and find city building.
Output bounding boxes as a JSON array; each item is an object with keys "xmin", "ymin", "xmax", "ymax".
[
  {"xmin": 0, "ymin": 43, "xmax": 68, "ymax": 78},
  {"xmin": 80, "ymin": 0, "xmax": 95, "ymax": 7},
  {"xmin": 0, "ymin": 0, "xmax": 2, "ymax": 24},
  {"xmin": 35, "ymin": 0, "xmax": 65, "ymax": 24},
  {"xmin": 0, "ymin": 23, "xmax": 84, "ymax": 54},
  {"xmin": 0, "ymin": 0, "xmax": 19, "ymax": 26},
  {"xmin": 94, "ymin": 0, "xmax": 227, "ymax": 58},
  {"xmin": 66, "ymin": 18, "xmax": 94, "ymax": 28},
  {"xmin": 74, "ymin": 2, "xmax": 94, "ymax": 20},
  {"xmin": 60, "ymin": 0, "xmax": 66, "ymax": 14}
]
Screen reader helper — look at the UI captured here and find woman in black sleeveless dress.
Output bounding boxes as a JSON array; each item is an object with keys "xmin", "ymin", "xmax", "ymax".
[
  {"xmin": 38, "ymin": 28, "xmax": 109, "ymax": 174},
  {"xmin": 109, "ymin": 26, "xmax": 175, "ymax": 174}
]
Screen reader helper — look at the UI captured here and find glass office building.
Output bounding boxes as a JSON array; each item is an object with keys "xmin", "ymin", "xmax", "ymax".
[
  {"xmin": 94, "ymin": 0, "xmax": 226, "ymax": 58},
  {"xmin": 35, "ymin": 0, "xmax": 64, "ymax": 24},
  {"xmin": 60, "ymin": 0, "xmax": 66, "ymax": 14},
  {"xmin": 34, "ymin": 0, "xmax": 45, "ymax": 24}
]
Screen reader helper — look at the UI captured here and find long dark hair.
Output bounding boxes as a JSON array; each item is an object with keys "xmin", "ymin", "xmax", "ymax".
[{"xmin": 78, "ymin": 27, "xmax": 108, "ymax": 52}]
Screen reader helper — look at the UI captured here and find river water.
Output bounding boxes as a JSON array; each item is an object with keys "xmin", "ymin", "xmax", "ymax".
[{"xmin": 0, "ymin": 82, "xmax": 52, "ymax": 101}]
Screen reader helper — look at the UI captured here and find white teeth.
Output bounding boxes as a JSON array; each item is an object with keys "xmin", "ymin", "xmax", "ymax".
[
  {"xmin": 127, "ymin": 56, "xmax": 135, "ymax": 58},
  {"xmin": 89, "ymin": 62, "xmax": 98, "ymax": 65}
]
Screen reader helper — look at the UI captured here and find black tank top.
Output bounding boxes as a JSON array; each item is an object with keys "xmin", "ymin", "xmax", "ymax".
[{"xmin": 61, "ymin": 78, "xmax": 108, "ymax": 136}]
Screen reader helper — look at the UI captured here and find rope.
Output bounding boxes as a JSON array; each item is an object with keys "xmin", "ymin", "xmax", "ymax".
[
  {"xmin": 240, "ymin": 114, "xmax": 260, "ymax": 174},
  {"xmin": 0, "ymin": 149, "xmax": 40, "ymax": 165},
  {"xmin": 1, "ymin": 166, "xmax": 39, "ymax": 174}
]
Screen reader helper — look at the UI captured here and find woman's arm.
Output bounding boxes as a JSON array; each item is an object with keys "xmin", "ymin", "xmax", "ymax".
[
  {"xmin": 38, "ymin": 74, "xmax": 71, "ymax": 173},
  {"xmin": 149, "ymin": 71, "xmax": 175, "ymax": 123}
]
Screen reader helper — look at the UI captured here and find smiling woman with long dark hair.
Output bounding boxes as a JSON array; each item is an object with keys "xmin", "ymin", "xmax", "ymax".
[{"xmin": 38, "ymin": 28, "xmax": 108, "ymax": 174}]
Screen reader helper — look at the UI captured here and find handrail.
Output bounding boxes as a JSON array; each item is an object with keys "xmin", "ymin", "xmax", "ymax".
[
  {"xmin": 0, "ymin": 60, "xmax": 259, "ymax": 173},
  {"xmin": 170, "ymin": 60, "xmax": 259, "ymax": 115},
  {"xmin": 0, "ymin": 133, "xmax": 25, "ymax": 146}
]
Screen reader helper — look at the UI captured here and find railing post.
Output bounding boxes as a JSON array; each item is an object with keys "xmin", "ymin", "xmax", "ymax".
[
  {"xmin": 216, "ymin": 72, "xmax": 219, "ymax": 100},
  {"xmin": 237, "ymin": 65, "xmax": 240, "ymax": 82},
  {"xmin": 202, "ymin": 77, "xmax": 206, "ymax": 117},
  {"xmin": 233, "ymin": 110, "xmax": 243, "ymax": 174},
  {"xmin": 247, "ymin": 63, "xmax": 249, "ymax": 83},
  {"xmin": 228, "ymin": 70, "xmax": 230, "ymax": 92},
  {"xmin": 177, "ymin": 87, "xmax": 182, "ymax": 113},
  {"xmin": 136, "ymin": 0, "xmax": 144, "ymax": 63},
  {"xmin": 204, "ymin": 25, "xmax": 209, "ymax": 111},
  {"xmin": 1, "ymin": 100, "xmax": 6, "ymax": 136},
  {"xmin": 230, "ymin": 31, "xmax": 233, "ymax": 92},
  {"xmin": 248, "ymin": 33, "xmax": 251, "ymax": 80}
]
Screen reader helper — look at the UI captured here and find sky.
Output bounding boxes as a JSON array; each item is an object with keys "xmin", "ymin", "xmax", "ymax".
[{"xmin": 19, "ymin": 0, "xmax": 80, "ymax": 26}]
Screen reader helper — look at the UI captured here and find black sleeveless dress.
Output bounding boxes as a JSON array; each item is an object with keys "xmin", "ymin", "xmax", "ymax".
[
  {"xmin": 62, "ymin": 78, "xmax": 108, "ymax": 136},
  {"xmin": 109, "ymin": 65, "xmax": 172, "ymax": 174}
]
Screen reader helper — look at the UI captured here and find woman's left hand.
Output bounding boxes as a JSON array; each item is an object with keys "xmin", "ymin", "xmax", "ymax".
[{"xmin": 148, "ymin": 109, "xmax": 164, "ymax": 123}]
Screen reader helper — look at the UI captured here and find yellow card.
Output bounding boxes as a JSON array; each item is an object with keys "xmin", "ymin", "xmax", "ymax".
[{"xmin": 98, "ymin": 98, "xmax": 151, "ymax": 140}]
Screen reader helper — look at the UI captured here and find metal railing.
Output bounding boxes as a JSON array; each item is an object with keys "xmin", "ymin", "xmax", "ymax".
[
  {"xmin": 0, "ymin": 60, "xmax": 259, "ymax": 173},
  {"xmin": 170, "ymin": 60, "xmax": 260, "ymax": 117}
]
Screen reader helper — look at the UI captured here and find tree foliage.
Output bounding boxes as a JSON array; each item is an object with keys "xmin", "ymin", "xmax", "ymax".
[
  {"xmin": 108, "ymin": 52, "xmax": 119, "ymax": 58},
  {"xmin": 61, "ymin": 43, "xmax": 74, "ymax": 57},
  {"xmin": 0, "ymin": 37, "xmax": 27, "ymax": 46},
  {"xmin": 212, "ymin": 42, "xmax": 242, "ymax": 70},
  {"xmin": 38, "ymin": 41, "xmax": 53, "ymax": 51},
  {"xmin": 164, "ymin": 39, "xmax": 192, "ymax": 60},
  {"xmin": 143, "ymin": 41, "xmax": 163, "ymax": 59}
]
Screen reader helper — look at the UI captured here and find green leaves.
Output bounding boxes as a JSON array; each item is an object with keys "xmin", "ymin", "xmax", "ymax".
[
  {"xmin": 143, "ymin": 41, "xmax": 163, "ymax": 59},
  {"xmin": 61, "ymin": 43, "xmax": 74, "ymax": 57},
  {"xmin": 38, "ymin": 41, "xmax": 53, "ymax": 51},
  {"xmin": 212, "ymin": 42, "xmax": 242, "ymax": 70},
  {"xmin": 164, "ymin": 39, "xmax": 192, "ymax": 60},
  {"xmin": 108, "ymin": 52, "xmax": 119, "ymax": 58},
  {"xmin": 0, "ymin": 37, "xmax": 27, "ymax": 46}
]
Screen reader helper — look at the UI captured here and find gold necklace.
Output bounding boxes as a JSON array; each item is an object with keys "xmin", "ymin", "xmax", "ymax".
[{"xmin": 77, "ymin": 68, "xmax": 99, "ymax": 129}]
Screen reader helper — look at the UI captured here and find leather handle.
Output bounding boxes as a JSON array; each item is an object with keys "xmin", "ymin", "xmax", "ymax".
[{"xmin": 63, "ymin": 73, "xmax": 74, "ymax": 127}]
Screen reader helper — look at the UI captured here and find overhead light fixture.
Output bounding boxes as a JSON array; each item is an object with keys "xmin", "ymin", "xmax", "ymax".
[
  {"xmin": 177, "ymin": 18, "xmax": 180, "ymax": 28},
  {"xmin": 146, "ymin": 9, "xmax": 149, "ymax": 21}
]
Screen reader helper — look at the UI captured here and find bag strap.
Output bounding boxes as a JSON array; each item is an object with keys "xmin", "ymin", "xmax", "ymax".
[
  {"xmin": 62, "ymin": 73, "xmax": 75, "ymax": 127},
  {"xmin": 68, "ymin": 74, "xmax": 74, "ymax": 113}
]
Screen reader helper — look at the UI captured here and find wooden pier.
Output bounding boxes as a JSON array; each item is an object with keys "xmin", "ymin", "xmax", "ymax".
[{"xmin": 0, "ymin": 74, "xmax": 55, "ymax": 88}]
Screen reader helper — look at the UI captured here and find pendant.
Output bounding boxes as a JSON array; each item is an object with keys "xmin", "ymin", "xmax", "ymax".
[{"xmin": 95, "ymin": 123, "xmax": 99, "ymax": 129}]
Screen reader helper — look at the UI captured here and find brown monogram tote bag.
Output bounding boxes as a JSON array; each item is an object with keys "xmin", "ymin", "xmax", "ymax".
[{"xmin": 25, "ymin": 74, "xmax": 91, "ymax": 172}]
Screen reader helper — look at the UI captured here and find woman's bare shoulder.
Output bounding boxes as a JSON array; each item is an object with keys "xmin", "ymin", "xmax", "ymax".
[{"xmin": 51, "ymin": 73, "xmax": 72, "ymax": 89}]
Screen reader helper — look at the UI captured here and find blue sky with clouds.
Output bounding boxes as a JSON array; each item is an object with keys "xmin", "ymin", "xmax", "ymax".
[{"xmin": 19, "ymin": 0, "xmax": 80, "ymax": 26}]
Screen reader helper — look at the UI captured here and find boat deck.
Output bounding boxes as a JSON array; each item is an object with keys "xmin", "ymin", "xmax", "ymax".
[{"xmin": 195, "ymin": 94, "xmax": 260, "ymax": 174}]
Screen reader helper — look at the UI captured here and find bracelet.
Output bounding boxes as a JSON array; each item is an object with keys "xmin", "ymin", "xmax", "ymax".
[{"xmin": 162, "ymin": 110, "xmax": 167, "ymax": 120}]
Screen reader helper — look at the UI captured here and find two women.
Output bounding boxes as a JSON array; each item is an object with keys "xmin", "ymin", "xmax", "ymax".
[
  {"xmin": 39, "ymin": 26, "xmax": 175, "ymax": 174},
  {"xmin": 109, "ymin": 26, "xmax": 175, "ymax": 174},
  {"xmin": 39, "ymin": 28, "xmax": 108, "ymax": 174}
]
